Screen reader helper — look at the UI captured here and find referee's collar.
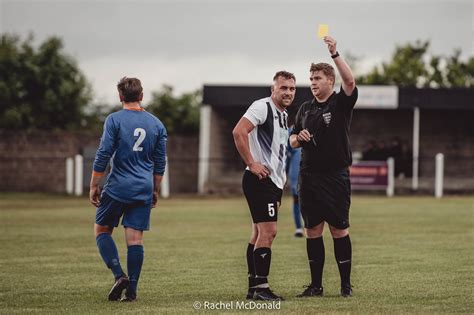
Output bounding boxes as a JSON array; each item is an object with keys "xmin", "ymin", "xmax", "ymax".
[{"xmin": 311, "ymin": 91, "xmax": 336, "ymax": 107}]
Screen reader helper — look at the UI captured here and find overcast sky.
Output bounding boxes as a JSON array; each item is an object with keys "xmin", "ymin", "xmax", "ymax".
[{"xmin": 1, "ymin": 0, "xmax": 473, "ymax": 104}]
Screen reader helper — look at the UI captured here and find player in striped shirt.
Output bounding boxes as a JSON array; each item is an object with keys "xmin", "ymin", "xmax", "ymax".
[{"xmin": 233, "ymin": 71, "xmax": 296, "ymax": 301}]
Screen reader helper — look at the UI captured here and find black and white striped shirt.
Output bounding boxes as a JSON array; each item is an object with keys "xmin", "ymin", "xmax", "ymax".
[{"xmin": 243, "ymin": 97, "xmax": 289, "ymax": 189}]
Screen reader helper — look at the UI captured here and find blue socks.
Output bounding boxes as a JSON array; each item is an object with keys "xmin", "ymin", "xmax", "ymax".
[
  {"xmin": 127, "ymin": 245, "xmax": 144, "ymax": 294},
  {"xmin": 96, "ymin": 233, "xmax": 124, "ymax": 280},
  {"xmin": 96, "ymin": 234, "xmax": 145, "ymax": 295}
]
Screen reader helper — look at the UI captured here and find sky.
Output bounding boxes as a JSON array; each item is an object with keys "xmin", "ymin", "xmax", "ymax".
[{"xmin": 1, "ymin": 0, "xmax": 473, "ymax": 105}]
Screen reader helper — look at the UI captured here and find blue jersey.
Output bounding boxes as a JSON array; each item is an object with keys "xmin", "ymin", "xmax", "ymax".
[{"xmin": 93, "ymin": 108, "xmax": 167, "ymax": 203}]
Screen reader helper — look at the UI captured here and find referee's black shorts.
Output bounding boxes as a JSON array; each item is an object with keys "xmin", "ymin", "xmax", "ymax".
[
  {"xmin": 242, "ymin": 170, "xmax": 282, "ymax": 223},
  {"xmin": 298, "ymin": 168, "xmax": 351, "ymax": 229}
]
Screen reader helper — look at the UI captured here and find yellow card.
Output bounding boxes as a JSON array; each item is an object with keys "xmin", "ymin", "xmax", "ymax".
[{"xmin": 318, "ymin": 24, "xmax": 329, "ymax": 38}]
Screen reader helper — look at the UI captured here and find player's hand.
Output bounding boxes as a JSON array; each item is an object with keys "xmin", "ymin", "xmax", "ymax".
[
  {"xmin": 297, "ymin": 129, "xmax": 312, "ymax": 143},
  {"xmin": 249, "ymin": 162, "xmax": 270, "ymax": 180},
  {"xmin": 89, "ymin": 186, "xmax": 101, "ymax": 207},
  {"xmin": 324, "ymin": 36, "xmax": 337, "ymax": 55},
  {"xmin": 152, "ymin": 191, "xmax": 158, "ymax": 208}
]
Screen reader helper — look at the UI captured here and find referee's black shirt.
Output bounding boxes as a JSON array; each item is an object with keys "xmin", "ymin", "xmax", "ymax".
[{"xmin": 292, "ymin": 86, "xmax": 358, "ymax": 173}]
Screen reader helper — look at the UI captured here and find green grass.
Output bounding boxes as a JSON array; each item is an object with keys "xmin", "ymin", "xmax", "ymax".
[{"xmin": 0, "ymin": 193, "xmax": 473, "ymax": 314}]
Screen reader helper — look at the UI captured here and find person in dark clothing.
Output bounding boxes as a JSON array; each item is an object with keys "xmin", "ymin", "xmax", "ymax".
[{"xmin": 290, "ymin": 36, "xmax": 357, "ymax": 298}]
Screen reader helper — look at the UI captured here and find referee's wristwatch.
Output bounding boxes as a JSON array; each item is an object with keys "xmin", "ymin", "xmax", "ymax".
[{"xmin": 331, "ymin": 51, "xmax": 340, "ymax": 59}]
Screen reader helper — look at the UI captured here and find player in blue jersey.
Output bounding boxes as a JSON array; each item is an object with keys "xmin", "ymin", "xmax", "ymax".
[
  {"xmin": 287, "ymin": 126, "xmax": 303, "ymax": 237},
  {"xmin": 89, "ymin": 77, "xmax": 167, "ymax": 302}
]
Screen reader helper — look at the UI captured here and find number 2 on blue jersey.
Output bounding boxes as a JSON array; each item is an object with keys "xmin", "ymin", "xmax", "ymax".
[{"xmin": 133, "ymin": 128, "xmax": 146, "ymax": 151}]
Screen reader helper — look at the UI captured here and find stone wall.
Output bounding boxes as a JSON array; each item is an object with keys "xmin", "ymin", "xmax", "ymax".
[
  {"xmin": 1, "ymin": 107, "xmax": 472, "ymax": 194},
  {"xmin": 0, "ymin": 131, "xmax": 198, "ymax": 194},
  {"xmin": 0, "ymin": 131, "xmax": 99, "ymax": 193}
]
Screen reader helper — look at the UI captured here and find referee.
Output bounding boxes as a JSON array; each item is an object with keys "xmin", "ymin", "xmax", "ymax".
[
  {"xmin": 233, "ymin": 71, "xmax": 296, "ymax": 301},
  {"xmin": 290, "ymin": 36, "xmax": 357, "ymax": 298}
]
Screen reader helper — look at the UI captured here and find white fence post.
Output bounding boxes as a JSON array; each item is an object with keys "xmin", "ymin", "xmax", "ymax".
[
  {"xmin": 161, "ymin": 156, "xmax": 170, "ymax": 199},
  {"xmin": 387, "ymin": 157, "xmax": 395, "ymax": 197},
  {"xmin": 412, "ymin": 107, "xmax": 420, "ymax": 190},
  {"xmin": 198, "ymin": 105, "xmax": 211, "ymax": 194},
  {"xmin": 66, "ymin": 157, "xmax": 74, "ymax": 195},
  {"xmin": 435, "ymin": 153, "xmax": 444, "ymax": 198},
  {"xmin": 74, "ymin": 154, "xmax": 83, "ymax": 196}
]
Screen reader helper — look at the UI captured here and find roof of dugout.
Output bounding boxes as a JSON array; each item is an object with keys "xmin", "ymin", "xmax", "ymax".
[{"xmin": 202, "ymin": 85, "xmax": 474, "ymax": 110}]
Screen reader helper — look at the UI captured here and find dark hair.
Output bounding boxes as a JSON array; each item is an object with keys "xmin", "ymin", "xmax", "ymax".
[
  {"xmin": 117, "ymin": 77, "xmax": 143, "ymax": 102},
  {"xmin": 310, "ymin": 63, "xmax": 335, "ymax": 84},
  {"xmin": 273, "ymin": 70, "xmax": 296, "ymax": 82}
]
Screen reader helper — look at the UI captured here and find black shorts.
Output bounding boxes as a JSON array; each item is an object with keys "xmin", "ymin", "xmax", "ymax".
[
  {"xmin": 298, "ymin": 168, "xmax": 351, "ymax": 229},
  {"xmin": 242, "ymin": 170, "xmax": 283, "ymax": 223}
]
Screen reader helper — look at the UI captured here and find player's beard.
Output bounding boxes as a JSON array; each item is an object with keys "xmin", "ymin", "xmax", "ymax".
[{"xmin": 282, "ymin": 96, "xmax": 292, "ymax": 107}]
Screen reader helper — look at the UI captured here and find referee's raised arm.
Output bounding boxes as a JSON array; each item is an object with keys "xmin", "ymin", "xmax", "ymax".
[{"xmin": 324, "ymin": 36, "xmax": 356, "ymax": 96}]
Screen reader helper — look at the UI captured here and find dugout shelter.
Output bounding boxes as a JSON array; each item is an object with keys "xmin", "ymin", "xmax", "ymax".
[{"xmin": 198, "ymin": 85, "xmax": 474, "ymax": 194}]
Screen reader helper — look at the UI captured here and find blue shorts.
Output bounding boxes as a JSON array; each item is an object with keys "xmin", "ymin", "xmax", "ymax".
[{"xmin": 95, "ymin": 192, "xmax": 152, "ymax": 231}]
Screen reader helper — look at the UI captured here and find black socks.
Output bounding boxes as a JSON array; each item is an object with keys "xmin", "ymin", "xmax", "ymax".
[
  {"xmin": 307, "ymin": 236, "xmax": 325, "ymax": 288},
  {"xmin": 253, "ymin": 247, "xmax": 271, "ymax": 288},
  {"xmin": 246, "ymin": 243, "xmax": 256, "ymax": 288},
  {"xmin": 333, "ymin": 235, "xmax": 352, "ymax": 287}
]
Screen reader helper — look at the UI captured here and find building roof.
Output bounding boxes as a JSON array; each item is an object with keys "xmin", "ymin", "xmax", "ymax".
[{"xmin": 203, "ymin": 85, "xmax": 474, "ymax": 110}]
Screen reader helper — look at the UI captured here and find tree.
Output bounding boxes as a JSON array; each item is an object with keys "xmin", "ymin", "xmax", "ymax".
[
  {"xmin": 0, "ymin": 34, "xmax": 92, "ymax": 130},
  {"xmin": 81, "ymin": 102, "xmax": 121, "ymax": 132},
  {"xmin": 146, "ymin": 85, "xmax": 200, "ymax": 135},
  {"xmin": 357, "ymin": 40, "xmax": 473, "ymax": 88},
  {"xmin": 444, "ymin": 50, "xmax": 474, "ymax": 88}
]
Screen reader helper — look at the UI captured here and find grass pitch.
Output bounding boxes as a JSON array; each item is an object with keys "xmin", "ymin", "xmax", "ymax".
[{"xmin": 0, "ymin": 194, "xmax": 473, "ymax": 314}]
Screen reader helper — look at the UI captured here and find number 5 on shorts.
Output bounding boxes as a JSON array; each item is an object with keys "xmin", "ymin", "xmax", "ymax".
[{"xmin": 268, "ymin": 203, "xmax": 275, "ymax": 217}]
